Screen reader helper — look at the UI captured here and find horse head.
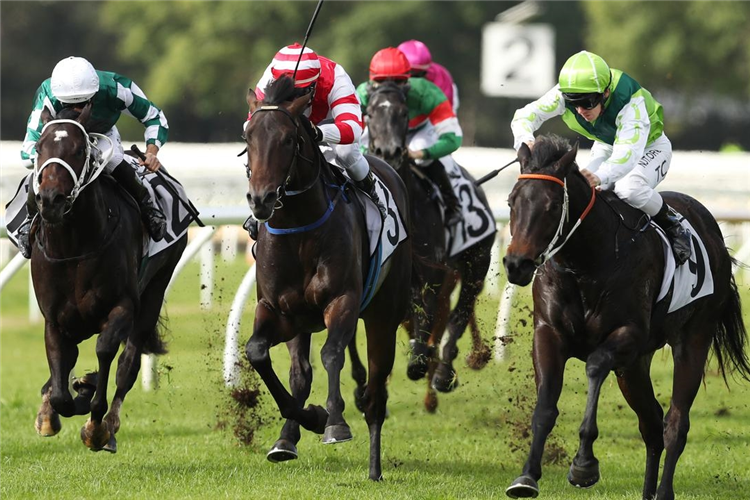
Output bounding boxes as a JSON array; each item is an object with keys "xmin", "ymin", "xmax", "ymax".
[
  {"xmin": 244, "ymin": 75, "xmax": 315, "ymax": 222},
  {"xmin": 34, "ymin": 103, "xmax": 95, "ymax": 224},
  {"xmin": 503, "ymin": 135, "xmax": 581, "ymax": 286},
  {"xmin": 365, "ymin": 81, "xmax": 410, "ymax": 171}
]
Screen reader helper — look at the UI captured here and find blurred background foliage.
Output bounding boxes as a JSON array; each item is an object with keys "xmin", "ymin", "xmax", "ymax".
[{"xmin": 2, "ymin": 1, "xmax": 748, "ymax": 151}]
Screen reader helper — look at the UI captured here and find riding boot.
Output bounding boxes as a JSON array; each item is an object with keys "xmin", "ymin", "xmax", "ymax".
[
  {"xmin": 652, "ymin": 202, "xmax": 692, "ymax": 265},
  {"xmin": 424, "ymin": 160, "xmax": 462, "ymax": 227},
  {"xmin": 243, "ymin": 215, "xmax": 260, "ymax": 240},
  {"xmin": 355, "ymin": 171, "xmax": 388, "ymax": 220},
  {"xmin": 111, "ymin": 161, "xmax": 167, "ymax": 241},
  {"xmin": 16, "ymin": 183, "xmax": 38, "ymax": 259}
]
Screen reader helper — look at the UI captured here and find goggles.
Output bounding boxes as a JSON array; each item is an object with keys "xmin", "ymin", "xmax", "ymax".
[{"xmin": 563, "ymin": 92, "xmax": 605, "ymax": 110}]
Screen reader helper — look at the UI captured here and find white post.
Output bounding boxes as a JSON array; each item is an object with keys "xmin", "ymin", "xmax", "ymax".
[
  {"xmin": 493, "ymin": 281, "xmax": 516, "ymax": 362},
  {"xmin": 220, "ymin": 225, "xmax": 239, "ymax": 262},
  {"xmin": 200, "ymin": 233, "xmax": 214, "ymax": 310},
  {"xmin": 486, "ymin": 228, "xmax": 504, "ymax": 298},
  {"xmin": 224, "ymin": 263, "xmax": 257, "ymax": 387}
]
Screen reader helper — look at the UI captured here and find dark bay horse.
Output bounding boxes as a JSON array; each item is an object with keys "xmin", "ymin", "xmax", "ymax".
[
  {"xmin": 30, "ymin": 104, "xmax": 187, "ymax": 452},
  {"xmin": 243, "ymin": 75, "xmax": 412, "ymax": 480},
  {"xmin": 502, "ymin": 134, "xmax": 750, "ymax": 500},
  {"xmin": 364, "ymin": 81, "xmax": 494, "ymax": 407}
]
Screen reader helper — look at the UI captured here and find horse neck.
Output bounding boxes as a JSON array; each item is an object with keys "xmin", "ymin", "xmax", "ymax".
[
  {"xmin": 40, "ymin": 183, "xmax": 109, "ymax": 257},
  {"xmin": 553, "ymin": 176, "xmax": 619, "ymax": 271},
  {"xmin": 270, "ymin": 145, "xmax": 330, "ymax": 228}
]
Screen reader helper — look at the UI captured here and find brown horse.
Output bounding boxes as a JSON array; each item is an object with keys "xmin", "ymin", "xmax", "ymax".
[
  {"xmin": 364, "ymin": 81, "xmax": 494, "ymax": 407},
  {"xmin": 30, "ymin": 104, "xmax": 187, "ymax": 452},
  {"xmin": 503, "ymin": 134, "xmax": 750, "ymax": 500},
  {"xmin": 243, "ymin": 75, "xmax": 411, "ymax": 480}
]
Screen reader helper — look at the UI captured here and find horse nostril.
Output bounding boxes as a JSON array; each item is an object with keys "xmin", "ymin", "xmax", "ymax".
[
  {"xmin": 261, "ymin": 192, "xmax": 277, "ymax": 206},
  {"xmin": 53, "ymin": 194, "xmax": 66, "ymax": 206},
  {"xmin": 375, "ymin": 147, "xmax": 383, "ymax": 157}
]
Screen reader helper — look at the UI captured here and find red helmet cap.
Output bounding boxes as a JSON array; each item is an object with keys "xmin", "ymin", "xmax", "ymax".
[
  {"xmin": 369, "ymin": 47, "xmax": 411, "ymax": 81},
  {"xmin": 270, "ymin": 43, "xmax": 321, "ymax": 87}
]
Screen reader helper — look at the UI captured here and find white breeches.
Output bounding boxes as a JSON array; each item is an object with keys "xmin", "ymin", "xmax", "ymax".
[
  {"xmin": 611, "ymin": 134, "xmax": 672, "ymax": 216},
  {"xmin": 334, "ymin": 143, "xmax": 369, "ymax": 181},
  {"xmin": 101, "ymin": 125, "xmax": 125, "ymax": 173}
]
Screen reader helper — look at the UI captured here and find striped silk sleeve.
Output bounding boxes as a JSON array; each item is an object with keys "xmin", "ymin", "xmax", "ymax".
[
  {"xmin": 116, "ymin": 78, "xmax": 169, "ymax": 148},
  {"xmin": 319, "ymin": 64, "xmax": 363, "ymax": 145}
]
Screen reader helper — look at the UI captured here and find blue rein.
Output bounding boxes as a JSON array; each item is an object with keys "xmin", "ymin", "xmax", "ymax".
[{"xmin": 264, "ymin": 179, "xmax": 349, "ymax": 235}]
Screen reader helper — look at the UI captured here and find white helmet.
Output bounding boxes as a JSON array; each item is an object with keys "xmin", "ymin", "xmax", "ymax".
[{"xmin": 50, "ymin": 56, "xmax": 100, "ymax": 103}]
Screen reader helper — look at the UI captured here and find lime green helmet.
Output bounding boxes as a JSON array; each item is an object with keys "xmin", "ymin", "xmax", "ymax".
[{"xmin": 558, "ymin": 50, "xmax": 611, "ymax": 94}]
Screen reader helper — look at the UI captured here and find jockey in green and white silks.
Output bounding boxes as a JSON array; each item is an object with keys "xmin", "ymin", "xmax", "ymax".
[
  {"xmin": 357, "ymin": 47, "xmax": 464, "ymax": 227},
  {"xmin": 16, "ymin": 56, "xmax": 168, "ymax": 259},
  {"xmin": 511, "ymin": 50, "xmax": 691, "ymax": 265}
]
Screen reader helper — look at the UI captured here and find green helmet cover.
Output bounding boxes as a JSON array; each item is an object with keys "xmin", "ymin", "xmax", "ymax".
[{"xmin": 558, "ymin": 51, "xmax": 611, "ymax": 94}]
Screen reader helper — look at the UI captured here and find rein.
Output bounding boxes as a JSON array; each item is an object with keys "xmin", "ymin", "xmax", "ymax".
[
  {"xmin": 517, "ymin": 173, "xmax": 596, "ymax": 266},
  {"xmin": 34, "ymin": 119, "xmax": 113, "ymax": 213}
]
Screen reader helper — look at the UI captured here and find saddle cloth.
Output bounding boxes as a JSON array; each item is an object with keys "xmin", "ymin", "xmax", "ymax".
[
  {"xmin": 419, "ymin": 156, "xmax": 497, "ymax": 258},
  {"xmin": 321, "ymin": 148, "xmax": 408, "ymax": 264},
  {"xmin": 655, "ymin": 218, "xmax": 714, "ymax": 313},
  {"xmin": 4, "ymin": 155, "xmax": 197, "ymax": 258}
]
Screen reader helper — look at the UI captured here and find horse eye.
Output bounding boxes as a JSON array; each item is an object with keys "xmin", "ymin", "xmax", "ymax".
[{"xmin": 77, "ymin": 147, "xmax": 85, "ymax": 158}]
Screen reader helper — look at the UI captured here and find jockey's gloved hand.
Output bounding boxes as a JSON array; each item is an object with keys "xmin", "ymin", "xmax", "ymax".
[{"xmin": 312, "ymin": 124, "xmax": 324, "ymax": 143}]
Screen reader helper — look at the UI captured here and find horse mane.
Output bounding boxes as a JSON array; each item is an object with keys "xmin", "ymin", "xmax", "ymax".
[
  {"xmin": 527, "ymin": 134, "xmax": 575, "ymax": 173},
  {"xmin": 263, "ymin": 75, "xmax": 308, "ymax": 105}
]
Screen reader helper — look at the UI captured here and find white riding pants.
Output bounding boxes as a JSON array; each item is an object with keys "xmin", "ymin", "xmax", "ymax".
[{"xmin": 334, "ymin": 143, "xmax": 370, "ymax": 181}]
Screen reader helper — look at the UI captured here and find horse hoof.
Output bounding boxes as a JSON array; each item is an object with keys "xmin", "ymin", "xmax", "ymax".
[
  {"xmin": 102, "ymin": 434, "xmax": 117, "ymax": 453},
  {"xmin": 432, "ymin": 368, "xmax": 459, "ymax": 393},
  {"xmin": 505, "ymin": 475, "xmax": 539, "ymax": 498},
  {"xmin": 323, "ymin": 424, "xmax": 353, "ymax": 444},
  {"xmin": 424, "ymin": 392, "xmax": 438, "ymax": 413},
  {"xmin": 267, "ymin": 439, "xmax": 298, "ymax": 463},
  {"xmin": 72, "ymin": 372, "xmax": 98, "ymax": 394},
  {"xmin": 35, "ymin": 412, "xmax": 62, "ymax": 437},
  {"xmin": 80, "ymin": 419, "xmax": 111, "ymax": 451},
  {"xmin": 406, "ymin": 360, "xmax": 429, "ymax": 381},
  {"xmin": 303, "ymin": 404, "xmax": 329, "ymax": 435},
  {"xmin": 567, "ymin": 461, "xmax": 600, "ymax": 488}
]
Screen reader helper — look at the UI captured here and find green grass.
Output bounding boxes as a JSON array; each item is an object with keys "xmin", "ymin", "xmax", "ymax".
[{"xmin": 2, "ymin": 258, "xmax": 749, "ymax": 499}]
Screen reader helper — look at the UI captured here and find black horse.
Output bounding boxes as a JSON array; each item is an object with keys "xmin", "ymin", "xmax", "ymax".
[
  {"xmin": 364, "ymin": 81, "xmax": 494, "ymax": 407},
  {"xmin": 243, "ymin": 75, "xmax": 412, "ymax": 480},
  {"xmin": 502, "ymin": 134, "xmax": 750, "ymax": 500},
  {"xmin": 30, "ymin": 103, "xmax": 187, "ymax": 452}
]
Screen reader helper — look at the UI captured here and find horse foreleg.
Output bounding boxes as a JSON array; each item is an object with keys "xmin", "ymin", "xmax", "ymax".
[
  {"xmin": 347, "ymin": 334, "xmax": 368, "ymax": 413},
  {"xmin": 320, "ymin": 295, "xmax": 359, "ymax": 444},
  {"xmin": 506, "ymin": 325, "xmax": 567, "ymax": 499},
  {"xmin": 569, "ymin": 326, "xmax": 642, "ymax": 490},
  {"xmin": 246, "ymin": 301, "xmax": 327, "ymax": 437},
  {"xmin": 615, "ymin": 353, "xmax": 664, "ymax": 500},
  {"xmin": 82, "ymin": 302, "xmax": 134, "ymax": 452},
  {"xmin": 268, "ymin": 334, "xmax": 313, "ymax": 463},
  {"xmin": 43, "ymin": 323, "xmax": 83, "ymax": 418},
  {"xmin": 656, "ymin": 334, "xmax": 712, "ymax": 500},
  {"xmin": 433, "ymin": 274, "xmax": 485, "ymax": 393}
]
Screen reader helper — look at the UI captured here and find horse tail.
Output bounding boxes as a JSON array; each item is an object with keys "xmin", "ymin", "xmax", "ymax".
[
  {"xmin": 142, "ymin": 315, "xmax": 169, "ymax": 356},
  {"xmin": 713, "ymin": 265, "xmax": 750, "ymax": 383}
]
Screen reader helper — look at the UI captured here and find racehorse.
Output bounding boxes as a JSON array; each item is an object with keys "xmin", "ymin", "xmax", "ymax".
[
  {"xmin": 243, "ymin": 75, "xmax": 412, "ymax": 480},
  {"xmin": 29, "ymin": 103, "xmax": 187, "ymax": 452},
  {"xmin": 502, "ymin": 134, "xmax": 750, "ymax": 500},
  {"xmin": 364, "ymin": 81, "xmax": 494, "ymax": 408}
]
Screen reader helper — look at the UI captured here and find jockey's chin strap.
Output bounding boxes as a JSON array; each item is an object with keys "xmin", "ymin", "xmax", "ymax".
[
  {"xmin": 248, "ymin": 105, "xmax": 319, "ymax": 201},
  {"xmin": 517, "ymin": 173, "xmax": 596, "ymax": 267},
  {"xmin": 34, "ymin": 119, "xmax": 113, "ymax": 213}
]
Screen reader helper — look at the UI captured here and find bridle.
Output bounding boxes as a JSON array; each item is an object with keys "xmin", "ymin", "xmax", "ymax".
[
  {"xmin": 34, "ymin": 119, "xmax": 113, "ymax": 214},
  {"xmin": 516, "ymin": 173, "xmax": 597, "ymax": 267},
  {"xmin": 245, "ymin": 105, "xmax": 319, "ymax": 204}
]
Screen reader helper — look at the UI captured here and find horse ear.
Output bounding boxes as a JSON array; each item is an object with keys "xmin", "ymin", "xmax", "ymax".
[
  {"xmin": 288, "ymin": 92, "xmax": 312, "ymax": 117},
  {"xmin": 517, "ymin": 142, "xmax": 532, "ymax": 169},
  {"xmin": 40, "ymin": 106, "xmax": 54, "ymax": 126},
  {"xmin": 247, "ymin": 88, "xmax": 260, "ymax": 113},
  {"xmin": 556, "ymin": 141, "xmax": 579, "ymax": 173},
  {"xmin": 77, "ymin": 101, "xmax": 93, "ymax": 126}
]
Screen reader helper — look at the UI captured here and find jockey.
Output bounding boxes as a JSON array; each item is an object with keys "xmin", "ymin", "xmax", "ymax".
[
  {"xmin": 397, "ymin": 39, "xmax": 460, "ymax": 113},
  {"xmin": 511, "ymin": 50, "xmax": 692, "ymax": 265},
  {"xmin": 246, "ymin": 43, "xmax": 387, "ymax": 235},
  {"xmin": 356, "ymin": 47, "xmax": 464, "ymax": 228},
  {"xmin": 17, "ymin": 56, "xmax": 168, "ymax": 259}
]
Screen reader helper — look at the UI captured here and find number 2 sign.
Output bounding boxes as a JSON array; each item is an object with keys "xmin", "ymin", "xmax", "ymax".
[{"xmin": 481, "ymin": 23, "xmax": 555, "ymax": 98}]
